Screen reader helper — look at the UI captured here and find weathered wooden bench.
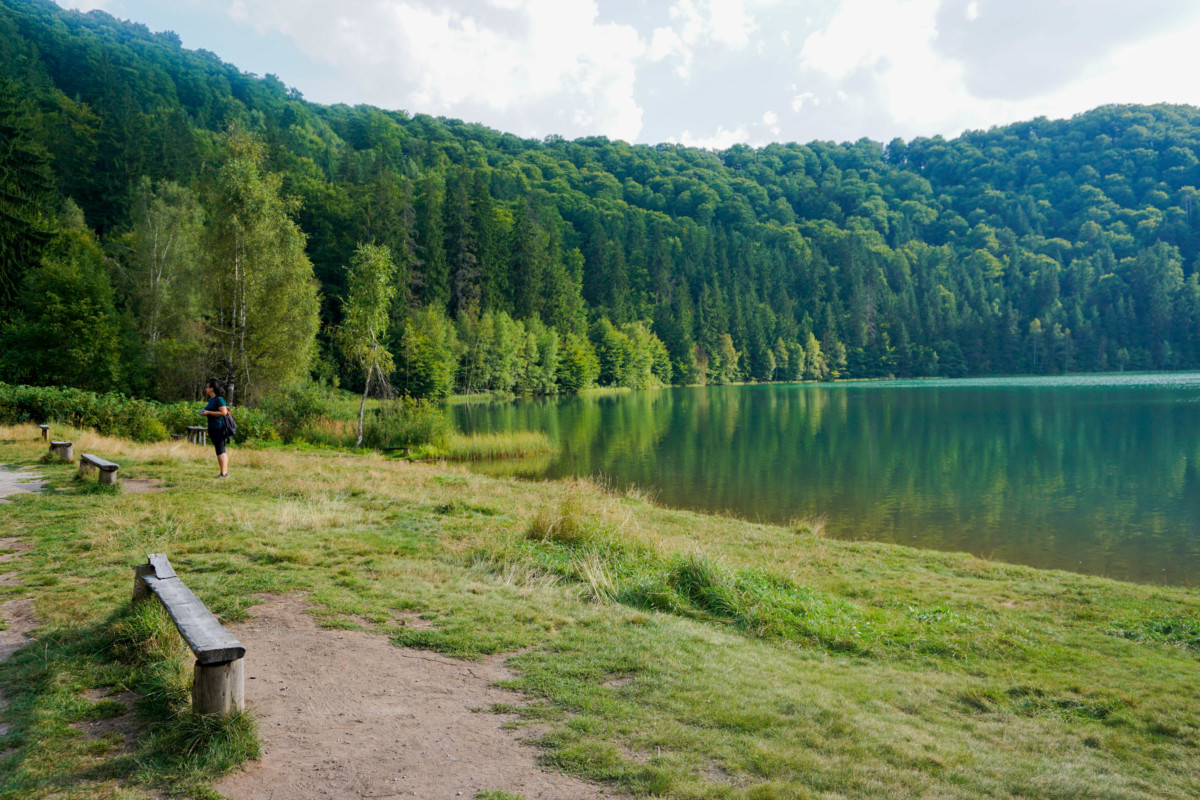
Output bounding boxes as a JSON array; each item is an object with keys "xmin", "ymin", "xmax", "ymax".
[
  {"xmin": 170, "ymin": 433, "xmax": 184, "ymax": 441},
  {"xmin": 186, "ymin": 426, "xmax": 207, "ymax": 445},
  {"xmin": 49, "ymin": 441, "xmax": 73, "ymax": 461},
  {"xmin": 38, "ymin": 424, "xmax": 49, "ymax": 441},
  {"xmin": 133, "ymin": 554, "xmax": 245, "ymax": 715},
  {"xmin": 79, "ymin": 453, "xmax": 120, "ymax": 486}
]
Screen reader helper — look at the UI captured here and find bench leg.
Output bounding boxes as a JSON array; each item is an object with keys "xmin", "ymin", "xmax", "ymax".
[
  {"xmin": 79, "ymin": 462, "xmax": 96, "ymax": 479},
  {"xmin": 98, "ymin": 469, "xmax": 118, "ymax": 486},
  {"xmin": 194, "ymin": 658, "xmax": 245, "ymax": 715}
]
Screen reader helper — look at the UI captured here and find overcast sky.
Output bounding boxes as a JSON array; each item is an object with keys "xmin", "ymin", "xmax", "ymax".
[{"xmin": 56, "ymin": 0, "xmax": 1200, "ymax": 148}]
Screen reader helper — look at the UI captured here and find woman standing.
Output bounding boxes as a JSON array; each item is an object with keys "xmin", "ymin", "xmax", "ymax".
[{"xmin": 201, "ymin": 378, "xmax": 231, "ymax": 478}]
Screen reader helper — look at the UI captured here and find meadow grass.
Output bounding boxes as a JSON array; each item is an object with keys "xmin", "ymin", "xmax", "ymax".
[{"xmin": 0, "ymin": 422, "xmax": 1197, "ymax": 798}]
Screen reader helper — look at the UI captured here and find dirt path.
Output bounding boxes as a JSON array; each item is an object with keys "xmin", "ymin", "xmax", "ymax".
[
  {"xmin": 1, "ymin": 478, "xmax": 37, "ymax": 740},
  {"xmin": 214, "ymin": 596, "xmax": 619, "ymax": 800}
]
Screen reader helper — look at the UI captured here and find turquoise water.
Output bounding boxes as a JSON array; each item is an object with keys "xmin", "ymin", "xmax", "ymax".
[{"xmin": 452, "ymin": 374, "xmax": 1200, "ymax": 585}]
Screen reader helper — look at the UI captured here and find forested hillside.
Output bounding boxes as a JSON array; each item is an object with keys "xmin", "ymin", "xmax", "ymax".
[{"xmin": 3, "ymin": 0, "xmax": 1200, "ymax": 402}]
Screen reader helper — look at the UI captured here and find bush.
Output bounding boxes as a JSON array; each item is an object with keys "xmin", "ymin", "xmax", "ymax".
[
  {"xmin": 156, "ymin": 401, "xmax": 200, "ymax": 437},
  {"xmin": 0, "ymin": 381, "xmax": 280, "ymax": 444},
  {"xmin": 257, "ymin": 381, "xmax": 334, "ymax": 442},
  {"xmin": 0, "ymin": 382, "xmax": 167, "ymax": 442},
  {"xmin": 227, "ymin": 407, "xmax": 280, "ymax": 444},
  {"xmin": 362, "ymin": 397, "xmax": 450, "ymax": 450}
]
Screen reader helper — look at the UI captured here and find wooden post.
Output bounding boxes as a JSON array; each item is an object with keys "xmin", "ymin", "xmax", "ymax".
[
  {"xmin": 49, "ymin": 441, "xmax": 73, "ymax": 461},
  {"xmin": 132, "ymin": 562, "xmax": 156, "ymax": 603},
  {"xmin": 194, "ymin": 659, "xmax": 245, "ymax": 715}
]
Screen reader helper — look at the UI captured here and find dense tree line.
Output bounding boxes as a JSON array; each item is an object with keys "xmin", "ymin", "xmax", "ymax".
[{"xmin": 2, "ymin": 0, "xmax": 1200, "ymax": 403}]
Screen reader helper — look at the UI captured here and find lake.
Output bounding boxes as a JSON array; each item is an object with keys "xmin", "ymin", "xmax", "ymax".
[{"xmin": 452, "ymin": 374, "xmax": 1200, "ymax": 586}]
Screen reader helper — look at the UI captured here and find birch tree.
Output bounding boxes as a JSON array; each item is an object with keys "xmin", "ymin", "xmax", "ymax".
[
  {"xmin": 337, "ymin": 243, "xmax": 397, "ymax": 446},
  {"xmin": 126, "ymin": 177, "xmax": 203, "ymax": 347},
  {"xmin": 204, "ymin": 127, "xmax": 319, "ymax": 400}
]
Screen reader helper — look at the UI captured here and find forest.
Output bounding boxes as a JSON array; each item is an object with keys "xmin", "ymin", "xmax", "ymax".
[{"xmin": 3, "ymin": 0, "xmax": 1200, "ymax": 403}]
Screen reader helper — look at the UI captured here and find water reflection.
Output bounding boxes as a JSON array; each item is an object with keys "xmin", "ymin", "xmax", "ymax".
[{"xmin": 454, "ymin": 375, "xmax": 1200, "ymax": 585}]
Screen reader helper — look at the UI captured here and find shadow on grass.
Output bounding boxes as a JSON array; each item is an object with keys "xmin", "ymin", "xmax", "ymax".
[{"xmin": 0, "ymin": 601, "xmax": 258, "ymax": 799}]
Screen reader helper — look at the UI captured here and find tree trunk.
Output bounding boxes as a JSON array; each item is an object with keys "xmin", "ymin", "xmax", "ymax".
[{"xmin": 356, "ymin": 368, "xmax": 371, "ymax": 448}]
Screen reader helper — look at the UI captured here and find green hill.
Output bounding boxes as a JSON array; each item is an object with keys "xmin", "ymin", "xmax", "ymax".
[{"xmin": 3, "ymin": 0, "xmax": 1200, "ymax": 399}]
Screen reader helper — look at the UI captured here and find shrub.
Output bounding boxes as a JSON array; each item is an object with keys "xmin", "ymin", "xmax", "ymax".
[
  {"xmin": 362, "ymin": 397, "xmax": 450, "ymax": 450},
  {"xmin": 227, "ymin": 407, "xmax": 280, "ymax": 444},
  {"xmin": 0, "ymin": 381, "xmax": 280, "ymax": 444},
  {"xmin": 257, "ymin": 381, "xmax": 334, "ymax": 442},
  {"xmin": 156, "ymin": 401, "xmax": 200, "ymax": 437},
  {"xmin": 0, "ymin": 382, "xmax": 167, "ymax": 441}
]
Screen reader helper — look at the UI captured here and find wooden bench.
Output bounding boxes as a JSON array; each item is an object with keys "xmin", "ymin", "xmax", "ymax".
[
  {"xmin": 133, "ymin": 554, "xmax": 245, "ymax": 716},
  {"xmin": 49, "ymin": 441, "xmax": 73, "ymax": 461},
  {"xmin": 38, "ymin": 424, "xmax": 49, "ymax": 441},
  {"xmin": 186, "ymin": 426, "xmax": 207, "ymax": 445},
  {"xmin": 79, "ymin": 453, "xmax": 120, "ymax": 486}
]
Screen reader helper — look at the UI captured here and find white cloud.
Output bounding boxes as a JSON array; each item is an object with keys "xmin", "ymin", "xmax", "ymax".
[
  {"xmin": 791, "ymin": 92, "xmax": 819, "ymax": 112},
  {"xmin": 225, "ymin": 0, "xmax": 646, "ymax": 141},
  {"xmin": 648, "ymin": 0, "xmax": 764, "ymax": 78},
  {"xmin": 674, "ymin": 124, "xmax": 752, "ymax": 150}
]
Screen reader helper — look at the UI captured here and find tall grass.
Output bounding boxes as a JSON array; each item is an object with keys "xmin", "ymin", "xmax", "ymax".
[{"xmin": 441, "ymin": 431, "xmax": 557, "ymax": 460}]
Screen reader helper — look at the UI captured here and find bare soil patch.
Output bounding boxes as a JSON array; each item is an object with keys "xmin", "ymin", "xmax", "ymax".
[
  {"xmin": 1, "ymin": 598, "xmax": 37, "ymax": 739},
  {"xmin": 0, "ymin": 466, "xmax": 45, "ymax": 503},
  {"xmin": 214, "ymin": 595, "xmax": 619, "ymax": 800},
  {"xmin": 122, "ymin": 478, "xmax": 166, "ymax": 495},
  {"xmin": 70, "ymin": 690, "xmax": 143, "ymax": 751},
  {"xmin": 0, "ymin": 537, "xmax": 31, "ymax": 563}
]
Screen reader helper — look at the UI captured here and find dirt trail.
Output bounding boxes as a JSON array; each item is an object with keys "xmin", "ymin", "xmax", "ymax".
[
  {"xmin": 1, "ymin": 467, "xmax": 39, "ymax": 739},
  {"xmin": 215, "ymin": 595, "xmax": 618, "ymax": 800}
]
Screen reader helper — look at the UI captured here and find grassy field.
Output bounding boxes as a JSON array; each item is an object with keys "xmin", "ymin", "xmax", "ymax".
[{"xmin": 0, "ymin": 422, "xmax": 1198, "ymax": 799}]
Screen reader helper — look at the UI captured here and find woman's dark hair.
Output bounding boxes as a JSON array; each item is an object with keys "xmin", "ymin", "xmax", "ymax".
[{"xmin": 206, "ymin": 378, "xmax": 224, "ymax": 396}]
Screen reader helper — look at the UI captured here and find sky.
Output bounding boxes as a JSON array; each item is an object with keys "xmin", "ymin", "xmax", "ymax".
[{"xmin": 55, "ymin": 0, "xmax": 1200, "ymax": 149}]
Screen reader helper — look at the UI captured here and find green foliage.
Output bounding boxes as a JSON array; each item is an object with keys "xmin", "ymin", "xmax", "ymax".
[
  {"xmin": 0, "ymin": 381, "xmax": 284, "ymax": 443},
  {"xmin": 556, "ymin": 333, "xmax": 600, "ymax": 394},
  {"xmin": 338, "ymin": 242, "xmax": 397, "ymax": 384},
  {"xmin": 0, "ymin": 381, "xmax": 166, "ymax": 441},
  {"xmin": 226, "ymin": 406, "xmax": 280, "ymax": 444},
  {"xmin": 118, "ymin": 177, "xmax": 206, "ymax": 399},
  {"xmin": 395, "ymin": 306, "xmax": 460, "ymax": 399},
  {"xmin": 590, "ymin": 319, "xmax": 671, "ymax": 389},
  {"xmin": 7, "ymin": 0, "xmax": 1200, "ymax": 401},
  {"xmin": 0, "ymin": 75, "xmax": 57, "ymax": 313},
  {"xmin": 204, "ymin": 125, "xmax": 320, "ymax": 400},
  {"xmin": 0, "ymin": 212, "xmax": 123, "ymax": 391},
  {"xmin": 257, "ymin": 381, "xmax": 336, "ymax": 442},
  {"xmin": 156, "ymin": 401, "xmax": 202, "ymax": 437},
  {"xmin": 362, "ymin": 396, "xmax": 451, "ymax": 450}
]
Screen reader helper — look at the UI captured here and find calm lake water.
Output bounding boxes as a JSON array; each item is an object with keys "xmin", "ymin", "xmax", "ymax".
[{"xmin": 452, "ymin": 374, "xmax": 1200, "ymax": 586}]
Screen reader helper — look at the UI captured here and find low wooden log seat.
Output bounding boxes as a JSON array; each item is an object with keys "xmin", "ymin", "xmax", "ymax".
[
  {"xmin": 133, "ymin": 554, "xmax": 246, "ymax": 715},
  {"xmin": 185, "ymin": 426, "xmax": 207, "ymax": 445},
  {"xmin": 170, "ymin": 433, "xmax": 183, "ymax": 441},
  {"xmin": 49, "ymin": 441, "xmax": 73, "ymax": 461},
  {"xmin": 38, "ymin": 424, "xmax": 49, "ymax": 441},
  {"xmin": 79, "ymin": 453, "xmax": 120, "ymax": 486}
]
